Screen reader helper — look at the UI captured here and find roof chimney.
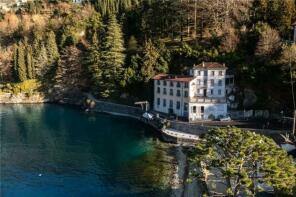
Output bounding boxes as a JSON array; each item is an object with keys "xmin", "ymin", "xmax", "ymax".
[{"xmin": 202, "ymin": 61, "xmax": 205, "ymax": 67}]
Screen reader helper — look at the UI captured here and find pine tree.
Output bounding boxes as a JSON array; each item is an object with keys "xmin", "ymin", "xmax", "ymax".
[
  {"xmin": 140, "ymin": 39, "xmax": 159, "ymax": 82},
  {"xmin": 100, "ymin": 14, "xmax": 126, "ymax": 97},
  {"xmin": 127, "ymin": 35, "xmax": 138, "ymax": 54},
  {"xmin": 84, "ymin": 47, "xmax": 103, "ymax": 93},
  {"xmin": 190, "ymin": 127, "xmax": 296, "ymax": 196}
]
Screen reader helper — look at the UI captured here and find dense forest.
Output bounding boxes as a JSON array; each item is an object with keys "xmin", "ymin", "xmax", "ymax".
[{"xmin": 0, "ymin": 0, "xmax": 296, "ymax": 112}]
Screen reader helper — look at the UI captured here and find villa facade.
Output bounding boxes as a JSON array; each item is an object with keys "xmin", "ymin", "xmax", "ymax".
[{"xmin": 153, "ymin": 62, "xmax": 232, "ymax": 121}]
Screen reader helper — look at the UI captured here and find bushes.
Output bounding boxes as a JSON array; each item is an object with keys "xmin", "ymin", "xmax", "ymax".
[{"xmin": 0, "ymin": 79, "xmax": 40, "ymax": 94}]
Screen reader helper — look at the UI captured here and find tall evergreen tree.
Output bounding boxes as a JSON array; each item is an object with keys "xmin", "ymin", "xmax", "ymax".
[
  {"xmin": 15, "ymin": 41, "xmax": 27, "ymax": 82},
  {"xmin": 100, "ymin": 14, "xmax": 126, "ymax": 97},
  {"xmin": 26, "ymin": 46, "xmax": 34, "ymax": 79},
  {"xmin": 46, "ymin": 31, "xmax": 59, "ymax": 64},
  {"xmin": 34, "ymin": 43, "xmax": 48, "ymax": 77},
  {"xmin": 140, "ymin": 39, "xmax": 159, "ymax": 82}
]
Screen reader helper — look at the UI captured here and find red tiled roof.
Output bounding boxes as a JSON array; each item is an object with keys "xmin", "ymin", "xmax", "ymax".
[
  {"xmin": 153, "ymin": 74, "xmax": 194, "ymax": 82},
  {"xmin": 193, "ymin": 62, "xmax": 227, "ymax": 69}
]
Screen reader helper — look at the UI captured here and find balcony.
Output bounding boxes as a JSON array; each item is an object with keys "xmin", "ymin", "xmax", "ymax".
[{"xmin": 189, "ymin": 96, "xmax": 226, "ymax": 103}]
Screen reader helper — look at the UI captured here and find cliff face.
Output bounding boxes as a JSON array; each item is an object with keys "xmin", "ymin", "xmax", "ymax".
[{"xmin": 0, "ymin": 93, "xmax": 49, "ymax": 104}]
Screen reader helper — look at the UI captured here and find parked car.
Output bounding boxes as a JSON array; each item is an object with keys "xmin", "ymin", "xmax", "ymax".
[
  {"xmin": 219, "ymin": 116, "xmax": 231, "ymax": 122},
  {"xmin": 142, "ymin": 112, "xmax": 153, "ymax": 120}
]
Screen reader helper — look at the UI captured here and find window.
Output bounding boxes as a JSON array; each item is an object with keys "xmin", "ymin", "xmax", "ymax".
[
  {"xmin": 170, "ymin": 89, "xmax": 173, "ymax": 96},
  {"xmin": 157, "ymin": 87, "xmax": 160, "ymax": 93},
  {"xmin": 157, "ymin": 98, "xmax": 160, "ymax": 105},
  {"xmin": 184, "ymin": 82, "xmax": 189, "ymax": 88},
  {"xmin": 201, "ymin": 106, "xmax": 204, "ymax": 113},
  {"xmin": 211, "ymin": 71, "xmax": 215, "ymax": 76},
  {"xmin": 204, "ymin": 79, "xmax": 207, "ymax": 86},
  {"xmin": 218, "ymin": 89, "xmax": 222, "ymax": 95},
  {"xmin": 184, "ymin": 103, "xmax": 188, "ymax": 111},
  {"xmin": 177, "ymin": 82, "xmax": 181, "ymax": 87},
  {"xmin": 184, "ymin": 91, "xmax": 188, "ymax": 97},
  {"xmin": 219, "ymin": 71, "xmax": 223, "ymax": 76},
  {"xmin": 170, "ymin": 81, "xmax": 174, "ymax": 87},
  {"xmin": 163, "ymin": 99, "xmax": 166, "ymax": 107},
  {"xmin": 157, "ymin": 80, "xmax": 160, "ymax": 85},
  {"xmin": 192, "ymin": 106, "xmax": 197, "ymax": 113},
  {"xmin": 177, "ymin": 90, "xmax": 181, "ymax": 97},
  {"xmin": 197, "ymin": 79, "xmax": 201, "ymax": 85},
  {"xmin": 210, "ymin": 79, "xmax": 214, "ymax": 86},
  {"xmin": 169, "ymin": 100, "xmax": 173, "ymax": 108},
  {"xmin": 204, "ymin": 70, "xmax": 208, "ymax": 76},
  {"xmin": 199, "ymin": 89, "xmax": 203, "ymax": 94},
  {"xmin": 163, "ymin": 88, "xmax": 167, "ymax": 95},
  {"xmin": 163, "ymin": 81, "xmax": 167, "ymax": 86},
  {"xmin": 218, "ymin": 80, "xmax": 222, "ymax": 86},
  {"xmin": 210, "ymin": 89, "xmax": 214, "ymax": 95},
  {"xmin": 197, "ymin": 71, "xmax": 201, "ymax": 76},
  {"xmin": 176, "ymin": 101, "xmax": 180, "ymax": 110}
]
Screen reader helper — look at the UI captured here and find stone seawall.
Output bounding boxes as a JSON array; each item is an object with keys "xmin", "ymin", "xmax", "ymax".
[
  {"xmin": 0, "ymin": 93, "xmax": 48, "ymax": 104},
  {"xmin": 89, "ymin": 99, "xmax": 144, "ymax": 119}
]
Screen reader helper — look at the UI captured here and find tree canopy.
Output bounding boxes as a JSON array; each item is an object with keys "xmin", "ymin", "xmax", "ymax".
[{"xmin": 190, "ymin": 127, "xmax": 296, "ymax": 196}]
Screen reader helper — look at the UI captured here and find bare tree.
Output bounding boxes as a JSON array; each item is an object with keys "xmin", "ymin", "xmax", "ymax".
[{"xmin": 255, "ymin": 25, "xmax": 281, "ymax": 57}]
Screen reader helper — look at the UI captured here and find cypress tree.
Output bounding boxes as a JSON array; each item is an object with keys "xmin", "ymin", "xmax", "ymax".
[
  {"xmin": 34, "ymin": 43, "xmax": 48, "ymax": 77},
  {"xmin": 46, "ymin": 31, "xmax": 59, "ymax": 64},
  {"xmin": 16, "ymin": 41, "xmax": 27, "ymax": 82},
  {"xmin": 13, "ymin": 44, "xmax": 18, "ymax": 81},
  {"xmin": 100, "ymin": 14, "xmax": 126, "ymax": 97},
  {"xmin": 26, "ymin": 46, "xmax": 34, "ymax": 79}
]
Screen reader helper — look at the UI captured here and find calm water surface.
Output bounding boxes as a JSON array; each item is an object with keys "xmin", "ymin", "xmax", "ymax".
[{"xmin": 0, "ymin": 104, "xmax": 175, "ymax": 197}]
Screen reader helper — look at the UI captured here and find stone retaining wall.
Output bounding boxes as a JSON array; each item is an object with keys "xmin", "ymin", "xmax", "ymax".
[
  {"xmin": 90, "ymin": 99, "xmax": 144, "ymax": 118},
  {"xmin": 169, "ymin": 121, "xmax": 210, "ymax": 135}
]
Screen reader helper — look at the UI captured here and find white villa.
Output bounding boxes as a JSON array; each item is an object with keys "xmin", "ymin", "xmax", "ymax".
[
  {"xmin": 153, "ymin": 62, "xmax": 233, "ymax": 121},
  {"xmin": 0, "ymin": 0, "xmax": 29, "ymax": 11}
]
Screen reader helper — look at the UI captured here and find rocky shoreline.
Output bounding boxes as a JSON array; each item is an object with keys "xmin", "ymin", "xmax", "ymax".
[{"xmin": 0, "ymin": 93, "xmax": 49, "ymax": 104}]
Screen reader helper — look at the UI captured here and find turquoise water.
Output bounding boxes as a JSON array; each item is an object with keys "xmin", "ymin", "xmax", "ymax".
[{"xmin": 0, "ymin": 104, "xmax": 175, "ymax": 197}]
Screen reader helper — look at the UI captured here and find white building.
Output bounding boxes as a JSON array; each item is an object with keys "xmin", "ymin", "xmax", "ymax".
[
  {"xmin": 73, "ymin": 0, "xmax": 84, "ymax": 4},
  {"xmin": 0, "ymin": 0, "xmax": 29, "ymax": 11},
  {"xmin": 153, "ymin": 62, "xmax": 230, "ymax": 121}
]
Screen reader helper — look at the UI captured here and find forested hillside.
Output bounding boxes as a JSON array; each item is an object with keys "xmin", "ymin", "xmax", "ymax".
[{"xmin": 0, "ymin": 0, "xmax": 295, "ymax": 112}]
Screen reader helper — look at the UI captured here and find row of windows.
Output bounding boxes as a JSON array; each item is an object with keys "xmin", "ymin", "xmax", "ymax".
[
  {"xmin": 156, "ymin": 80, "xmax": 189, "ymax": 88},
  {"xmin": 156, "ymin": 98, "xmax": 188, "ymax": 111},
  {"xmin": 195, "ymin": 79, "xmax": 223, "ymax": 86},
  {"xmin": 198, "ymin": 89, "xmax": 223, "ymax": 95},
  {"xmin": 194, "ymin": 70, "xmax": 224, "ymax": 76},
  {"xmin": 157, "ymin": 88, "xmax": 188, "ymax": 97}
]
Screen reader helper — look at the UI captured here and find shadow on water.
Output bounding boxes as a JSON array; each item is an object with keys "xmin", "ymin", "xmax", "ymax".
[{"xmin": 0, "ymin": 104, "xmax": 182, "ymax": 197}]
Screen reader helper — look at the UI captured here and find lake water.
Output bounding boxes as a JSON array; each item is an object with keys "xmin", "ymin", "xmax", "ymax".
[{"xmin": 0, "ymin": 104, "xmax": 176, "ymax": 197}]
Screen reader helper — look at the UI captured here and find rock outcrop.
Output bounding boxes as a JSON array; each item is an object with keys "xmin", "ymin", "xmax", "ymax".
[{"xmin": 0, "ymin": 93, "xmax": 49, "ymax": 104}]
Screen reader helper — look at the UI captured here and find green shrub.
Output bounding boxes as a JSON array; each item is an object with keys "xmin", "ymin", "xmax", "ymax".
[{"xmin": 0, "ymin": 80, "xmax": 40, "ymax": 94}]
